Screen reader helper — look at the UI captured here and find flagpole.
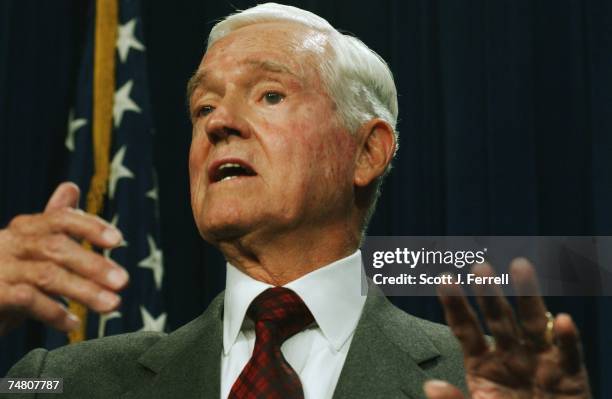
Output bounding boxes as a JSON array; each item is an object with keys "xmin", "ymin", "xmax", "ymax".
[{"xmin": 68, "ymin": 0, "xmax": 118, "ymax": 344}]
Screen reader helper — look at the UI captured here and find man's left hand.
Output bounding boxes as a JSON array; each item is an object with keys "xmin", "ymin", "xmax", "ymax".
[{"xmin": 424, "ymin": 258, "xmax": 592, "ymax": 399}]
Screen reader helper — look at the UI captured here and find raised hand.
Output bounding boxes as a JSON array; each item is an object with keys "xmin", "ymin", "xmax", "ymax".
[
  {"xmin": 425, "ymin": 259, "xmax": 591, "ymax": 399},
  {"xmin": 0, "ymin": 182, "xmax": 129, "ymax": 335}
]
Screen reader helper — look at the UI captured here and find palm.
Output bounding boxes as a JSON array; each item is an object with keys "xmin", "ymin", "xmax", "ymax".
[
  {"xmin": 464, "ymin": 346, "xmax": 589, "ymax": 398},
  {"xmin": 425, "ymin": 260, "xmax": 591, "ymax": 399}
]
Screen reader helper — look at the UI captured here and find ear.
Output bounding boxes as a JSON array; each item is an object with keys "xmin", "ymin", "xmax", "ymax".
[{"xmin": 353, "ymin": 119, "xmax": 396, "ymax": 187}]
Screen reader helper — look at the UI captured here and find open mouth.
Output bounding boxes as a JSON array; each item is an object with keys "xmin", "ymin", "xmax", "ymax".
[{"xmin": 209, "ymin": 160, "xmax": 257, "ymax": 183}]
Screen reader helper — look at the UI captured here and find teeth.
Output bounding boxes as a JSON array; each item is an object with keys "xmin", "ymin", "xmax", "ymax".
[
  {"xmin": 219, "ymin": 163, "xmax": 242, "ymax": 170},
  {"xmin": 214, "ymin": 162, "xmax": 254, "ymax": 183}
]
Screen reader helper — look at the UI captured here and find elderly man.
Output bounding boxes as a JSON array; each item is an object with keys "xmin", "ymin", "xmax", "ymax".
[{"xmin": 0, "ymin": 3, "xmax": 591, "ymax": 399}]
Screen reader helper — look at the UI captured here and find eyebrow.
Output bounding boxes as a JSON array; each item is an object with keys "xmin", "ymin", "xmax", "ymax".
[
  {"xmin": 186, "ymin": 59, "xmax": 301, "ymax": 104},
  {"xmin": 186, "ymin": 71, "xmax": 206, "ymax": 105}
]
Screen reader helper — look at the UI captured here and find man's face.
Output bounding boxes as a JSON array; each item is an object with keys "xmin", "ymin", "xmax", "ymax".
[{"xmin": 188, "ymin": 22, "xmax": 358, "ymax": 245}]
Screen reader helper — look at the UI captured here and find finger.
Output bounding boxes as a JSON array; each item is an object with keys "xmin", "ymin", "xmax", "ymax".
[
  {"xmin": 555, "ymin": 313, "xmax": 584, "ymax": 374},
  {"xmin": 44, "ymin": 182, "xmax": 80, "ymax": 212},
  {"xmin": 11, "ymin": 208, "xmax": 123, "ymax": 248},
  {"xmin": 423, "ymin": 380, "xmax": 465, "ymax": 399},
  {"xmin": 15, "ymin": 261, "xmax": 122, "ymax": 313},
  {"xmin": 0, "ymin": 282, "xmax": 80, "ymax": 333},
  {"xmin": 511, "ymin": 258, "xmax": 551, "ymax": 350},
  {"xmin": 18, "ymin": 235, "xmax": 129, "ymax": 290},
  {"xmin": 437, "ymin": 281, "xmax": 488, "ymax": 357},
  {"xmin": 471, "ymin": 262, "xmax": 521, "ymax": 350}
]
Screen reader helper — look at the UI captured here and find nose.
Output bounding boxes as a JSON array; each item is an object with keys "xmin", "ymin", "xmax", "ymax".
[{"xmin": 204, "ymin": 100, "xmax": 251, "ymax": 145}]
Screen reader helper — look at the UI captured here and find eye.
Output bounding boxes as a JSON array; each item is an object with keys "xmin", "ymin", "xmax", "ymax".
[
  {"xmin": 196, "ymin": 105, "xmax": 215, "ymax": 118},
  {"xmin": 263, "ymin": 92, "xmax": 284, "ymax": 105}
]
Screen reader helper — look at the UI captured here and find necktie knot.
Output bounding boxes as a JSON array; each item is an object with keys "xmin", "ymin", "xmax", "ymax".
[{"xmin": 247, "ymin": 287, "xmax": 314, "ymax": 343}]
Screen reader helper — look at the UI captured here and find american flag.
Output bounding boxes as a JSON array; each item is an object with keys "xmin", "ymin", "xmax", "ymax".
[{"xmin": 46, "ymin": 0, "xmax": 166, "ymax": 347}]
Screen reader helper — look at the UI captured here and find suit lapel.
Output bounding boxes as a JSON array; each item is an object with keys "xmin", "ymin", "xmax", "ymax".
[
  {"xmin": 333, "ymin": 288, "xmax": 441, "ymax": 399},
  {"xmin": 121, "ymin": 293, "xmax": 224, "ymax": 399}
]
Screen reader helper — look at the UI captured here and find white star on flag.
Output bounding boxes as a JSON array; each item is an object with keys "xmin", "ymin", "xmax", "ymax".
[
  {"xmin": 139, "ymin": 306, "xmax": 167, "ymax": 332},
  {"xmin": 113, "ymin": 80, "xmax": 141, "ymax": 128},
  {"xmin": 116, "ymin": 18, "xmax": 145, "ymax": 63},
  {"xmin": 146, "ymin": 185, "xmax": 158, "ymax": 201},
  {"xmin": 138, "ymin": 234, "xmax": 164, "ymax": 290},
  {"xmin": 103, "ymin": 214, "xmax": 129, "ymax": 259},
  {"xmin": 98, "ymin": 311, "xmax": 122, "ymax": 338},
  {"xmin": 109, "ymin": 146, "xmax": 134, "ymax": 199},
  {"xmin": 65, "ymin": 109, "xmax": 87, "ymax": 151}
]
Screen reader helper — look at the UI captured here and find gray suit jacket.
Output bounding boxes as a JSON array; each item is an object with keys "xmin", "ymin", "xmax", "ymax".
[{"xmin": 4, "ymin": 291, "xmax": 466, "ymax": 398}]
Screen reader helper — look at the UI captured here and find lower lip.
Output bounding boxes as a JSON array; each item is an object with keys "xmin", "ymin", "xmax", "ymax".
[{"xmin": 211, "ymin": 175, "xmax": 257, "ymax": 185}]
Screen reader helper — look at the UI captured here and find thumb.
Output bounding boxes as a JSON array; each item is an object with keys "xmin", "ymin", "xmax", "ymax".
[
  {"xmin": 44, "ymin": 182, "xmax": 81, "ymax": 212},
  {"xmin": 423, "ymin": 380, "xmax": 465, "ymax": 399}
]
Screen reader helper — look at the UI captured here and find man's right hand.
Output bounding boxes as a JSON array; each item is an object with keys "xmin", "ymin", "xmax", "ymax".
[{"xmin": 0, "ymin": 182, "xmax": 129, "ymax": 336}]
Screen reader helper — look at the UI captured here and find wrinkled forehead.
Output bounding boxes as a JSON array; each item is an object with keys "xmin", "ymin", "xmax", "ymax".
[
  {"xmin": 188, "ymin": 22, "xmax": 330, "ymax": 100},
  {"xmin": 203, "ymin": 22, "xmax": 328, "ymax": 73}
]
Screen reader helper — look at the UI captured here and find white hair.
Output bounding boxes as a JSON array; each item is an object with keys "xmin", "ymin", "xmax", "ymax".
[
  {"xmin": 207, "ymin": 2, "xmax": 398, "ymax": 139},
  {"xmin": 207, "ymin": 3, "xmax": 398, "ymax": 231}
]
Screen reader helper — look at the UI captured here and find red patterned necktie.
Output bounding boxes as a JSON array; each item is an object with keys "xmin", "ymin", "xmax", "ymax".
[{"xmin": 228, "ymin": 287, "xmax": 315, "ymax": 399}]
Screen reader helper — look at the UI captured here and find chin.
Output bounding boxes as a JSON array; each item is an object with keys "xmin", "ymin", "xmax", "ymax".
[
  {"xmin": 197, "ymin": 209, "xmax": 252, "ymax": 244},
  {"xmin": 201, "ymin": 225, "xmax": 247, "ymax": 244}
]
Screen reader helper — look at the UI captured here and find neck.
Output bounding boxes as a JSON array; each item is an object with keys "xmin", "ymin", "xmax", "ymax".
[{"xmin": 217, "ymin": 223, "xmax": 360, "ymax": 286}]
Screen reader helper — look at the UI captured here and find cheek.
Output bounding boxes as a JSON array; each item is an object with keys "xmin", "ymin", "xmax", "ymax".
[
  {"xmin": 188, "ymin": 135, "xmax": 209, "ymax": 203},
  {"xmin": 261, "ymin": 98, "xmax": 356, "ymax": 196},
  {"xmin": 188, "ymin": 135, "xmax": 207, "ymax": 180},
  {"xmin": 309, "ymin": 122, "xmax": 357, "ymax": 179},
  {"xmin": 323, "ymin": 134, "xmax": 357, "ymax": 185},
  {"xmin": 286, "ymin": 120, "xmax": 356, "ymax": 194}
]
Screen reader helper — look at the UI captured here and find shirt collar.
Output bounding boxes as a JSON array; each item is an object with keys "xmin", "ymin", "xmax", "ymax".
[{"xmin": 223, "ymin": 250, "xmax": 366, "ymax": 355}]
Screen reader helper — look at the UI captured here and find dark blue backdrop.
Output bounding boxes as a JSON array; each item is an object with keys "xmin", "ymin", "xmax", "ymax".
[{"xmin": 1, "ymin": 0, "xmax": 610, "ymax": 395}]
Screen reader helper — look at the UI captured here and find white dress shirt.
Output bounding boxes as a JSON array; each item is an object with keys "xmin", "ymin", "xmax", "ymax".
[{"xmin": 220, "ymin": 250, "xmax": 367, "ymax": 399}]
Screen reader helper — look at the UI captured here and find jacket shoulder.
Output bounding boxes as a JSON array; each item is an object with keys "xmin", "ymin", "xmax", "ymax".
[
  {"xmin": 408, "ymin": 313, "xmax": 463, "ymax": 356},
  {"xmin": 5, "ymin": 331, "xmax": 166, "ymax": 398},
  {"xmin": 51, "ymin": 330, "xmax": 166, "ymax": 370},
  {"xmin": 375, "ymin": 298, "xmax": 466, "ymax": 386},
  {"xmin": 375, "ymin": 296, "xmax": 462, "ymax": 353}
]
